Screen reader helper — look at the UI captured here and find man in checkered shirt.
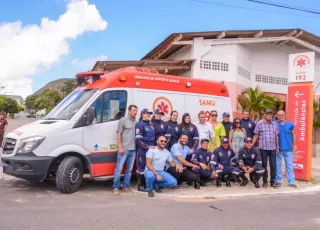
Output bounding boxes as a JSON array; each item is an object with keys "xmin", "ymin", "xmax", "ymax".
[{"xmin": 253, "ymin": 109, "xmax": 279, "ymax": 189}]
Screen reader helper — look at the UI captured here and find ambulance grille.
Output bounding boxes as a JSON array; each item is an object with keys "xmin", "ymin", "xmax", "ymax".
[
  {"xmin": 134, "ymin": 67, "xmax": 158, "ymax": 74},
  {"xmin": 2, "ymin": 138, "xmax": 16, "ymax": 155}
]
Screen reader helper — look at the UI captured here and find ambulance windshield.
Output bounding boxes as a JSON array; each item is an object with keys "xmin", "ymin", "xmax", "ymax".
[{"xmin": 44, "ymin": 88, "xmax": 98, "ymax": 120}]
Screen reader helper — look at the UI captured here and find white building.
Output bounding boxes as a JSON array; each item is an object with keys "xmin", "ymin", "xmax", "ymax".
[{"xmin": 93, "ymin": 29, "xmax": 320, "ymax": 117}]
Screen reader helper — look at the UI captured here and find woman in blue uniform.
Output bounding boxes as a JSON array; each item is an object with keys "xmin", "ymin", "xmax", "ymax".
[
  {"xmin": 135, "ymin": 108, "xmax": 155, "ymax": 191},
  {"xmin": 166, "ymin": 111, "xmax": 181, "ymax": 151},
  {"xmin": 151, "ymin": 109, "xmax": 171, "ymax": 145},
  {"xmin": 180, "ymin": 113, "xmax": 199, "ymax": 161}
]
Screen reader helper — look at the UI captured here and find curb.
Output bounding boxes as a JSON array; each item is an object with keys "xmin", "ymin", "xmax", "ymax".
[{"xmin": 132, "ymin": 185, "xmax": 320, "ymax": 198}]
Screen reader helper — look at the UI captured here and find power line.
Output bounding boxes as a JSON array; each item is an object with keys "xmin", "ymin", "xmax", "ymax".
[
  {"xmin": 247, "ymin": 0, "xmax": 320, "ymax": 15},
  {"xmin": 189, "ymin": 0, "xmax": 320, "ymax": 19}
]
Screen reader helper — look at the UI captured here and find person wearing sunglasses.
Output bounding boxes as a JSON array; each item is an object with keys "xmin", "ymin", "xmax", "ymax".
[
  {"xmin": 166, "ymin": 111, "xmax": 181, "ymax": 151},
  {"xmin": 209, "ymin": 110, "xmax": 226, "ymax": 151},
  {"xmin": 222, "ymin": 112, "xmax": 233, "ymax": 140},
  {"xmin": 151, "ymin": 109, "xmax": 171, "ymax": 145},
  {"xmin": 229, "ymin": 118, "xmax": 247, "ymax": 155},
  {"xmin": 135, "ymin": 108, "xmax": 156, "ymax": 192},
  {"xmin": 145, "ymin": 135, "xmax": 179, "ymax": 197}
]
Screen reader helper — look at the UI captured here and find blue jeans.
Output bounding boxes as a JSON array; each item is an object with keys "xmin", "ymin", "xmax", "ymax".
[
  {"xmin": 112, "ymin": 149, "xmax": 136, "ymax": 189},
  {"xmin": 275, "ymin": 151, "xmax": 295, "ymax": 185},
  {"xmin": 144, "ymin": 170, "xmax": 177, "ymax": 192}
]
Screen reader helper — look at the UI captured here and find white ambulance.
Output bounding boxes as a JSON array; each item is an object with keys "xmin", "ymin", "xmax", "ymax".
[{"xmin": 1, "ymin": 67, "xmax": 233, "ymax": 193}]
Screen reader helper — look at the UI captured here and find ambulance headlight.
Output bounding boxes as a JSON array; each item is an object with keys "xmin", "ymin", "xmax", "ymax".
[{"xmin": 17, "ymin": 136, "xmax": 45, "ymax": 153}]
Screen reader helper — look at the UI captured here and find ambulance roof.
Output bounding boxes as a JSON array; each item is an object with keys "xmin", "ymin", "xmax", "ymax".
[{"xmin": 77, "ymin": 67, "xmax": 229, "ymax": 97}]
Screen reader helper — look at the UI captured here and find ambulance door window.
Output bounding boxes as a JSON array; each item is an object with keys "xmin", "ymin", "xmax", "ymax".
[
  {"xmin": 102, "ymin": 90, "xmax": 127, "ymax": 122},
  {"xmin": 90, "ymin": 95, "xmax": 102, "ymax": 123}
]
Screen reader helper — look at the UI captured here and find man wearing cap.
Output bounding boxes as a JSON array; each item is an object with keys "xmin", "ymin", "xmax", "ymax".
[
  {"xmin": 166, "ymin": 133, "xmax": 201, "ymax": 189},
  {"xmin": 135, "ymin": 108, "xmax": 155, "ymax": 191},
  {"xmin": 191, "ymin": 138, "xmax": 218, "ymax": 186},
  {"xmin": 212, "ymin": 137, "xmax": 240, "ymax": 187},
  {"xmin": 275, "ymin": 110, "xmax": 297, "ymax": 189},
  {"xmin": 194, "ymin": 111, "xmax": 216, "ymax": 149},
  {"xmin": 222, "ymin": 112, "xmax": 233, "ymax": 140},
  {"xmin": 238, "ymin": 137, "xmax": 265, "ymax": 188},
  {"xmin": 151, "ymin": 109, "xmax": 171, "ymax": 145},
  {"xmin": 241, "ymin": 110, "xmax": 256, "ymax": 138},
  {"xmin": 253, "ymin": 108, "xmax": 279, "ymax": 188}
]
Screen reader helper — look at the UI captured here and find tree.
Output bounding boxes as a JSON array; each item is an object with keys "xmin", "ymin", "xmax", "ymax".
[
  {"xmin": 237, "ymin": 87, "xmax": 282, "ymax": 120},
  {"xmin": 35, "ymin": 89, "xmax": 63, "ymax": 112},
  {"xmin": 61, "ymin": 79, "xmax": 77, "ymax": 97},
  {"xmin": 25, "ymin": 95, "xmax": 39, "ymax": 112}
]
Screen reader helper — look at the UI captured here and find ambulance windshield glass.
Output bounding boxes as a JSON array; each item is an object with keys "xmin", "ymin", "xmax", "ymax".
[{"xmin": 44, "ymin": 88, "xmax": 98, "ymax": 120}]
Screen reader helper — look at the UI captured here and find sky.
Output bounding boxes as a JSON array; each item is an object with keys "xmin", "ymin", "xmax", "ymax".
[{"xmin": 0, "ymin": 0, "xmax": 320, "ymax": 98}]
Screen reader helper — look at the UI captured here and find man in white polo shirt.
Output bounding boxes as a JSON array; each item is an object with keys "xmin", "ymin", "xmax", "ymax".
[{"xmin": 194, "ymin": 111, "xmax": 216, "ymax": 149}]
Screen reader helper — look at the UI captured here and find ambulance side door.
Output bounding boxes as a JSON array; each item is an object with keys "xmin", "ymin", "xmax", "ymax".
[
  {"xmin": 83, "ymin": 89, "xmax": 131, "ymax": 176},
  {"xmin": 133, "ymin": 89, "xmax": 185, "ymax": 122}
]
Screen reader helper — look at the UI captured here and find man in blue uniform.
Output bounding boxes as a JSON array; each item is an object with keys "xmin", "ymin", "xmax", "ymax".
[
  {"xmin": 213, "ymin": 137, "xmax": 240, "ymax": 187},
  {"xmin": 136, "ymin": 108, "xmax": 155, "ymax": 191},
  {"xmin": 241, "ymin": 110, "xmax": 256, "ymax": 138},
  {"xmin": 151, "ymin": 109, "xmax": 171, "ymax": 145},
  {"xmin": 238, "ymin": 137, "xmax": 265, "ymax": 188},
  {"xmin": 191, "ymin": 138, "xmax": 218, "ymax": 186},
  {"xmin": 221, "ymin": 112, "xmax": 233, "ymax": 139}
]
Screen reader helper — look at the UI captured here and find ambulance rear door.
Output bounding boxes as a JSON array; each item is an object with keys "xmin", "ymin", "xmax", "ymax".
[
  {"xmin": 184, "ymin": 94, "xmax": 232, "ymax": 122},
  {"xmin": 133, "ymin": 89, "xmax": 185, "ymax": 122}
]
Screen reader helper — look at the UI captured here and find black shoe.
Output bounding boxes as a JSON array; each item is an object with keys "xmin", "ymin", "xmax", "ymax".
[
  {"xmin": 194, "ymin": 182, "xmax": 200, "ymax": 189},
  {"xmin": 254, "ymin": 180, "xmax": 260, "ymax": 188},
  {"xmin": 187, "ymin": 181, "xmax": 193, "ymax": 186},
  {"xmin": 172, "ymin": 185, "xmax": 180, "ymax": 190},
  {"xmin": 216, "ymin": 179, "xmax": 221, "ymax": 187},
  {"xmin": 270, "ymin": 182, "xmax": 275, "ymax": 188},
  {"xmin": 178, "ymin": 181, "xmax": 182, "ymax": 186},
  {"xmin": 262, "ymin": 183, "xmax": 268, "ymax": 188},
  {"xmin": 155, "ymin": 187, "xmax": 162, "ymax": 193},
  {"xmin": 148, "ymin": 191, "xmax": 154, "ymax": 197},
  {"xmin": 200, "ymin": 181, "xmax": 207, "ymax": 187},
  {"xmin": 240, "ymin": 178, "xmax": 249, "ymax": 187},
  {"xmin": 138, "ymin": 185, "xmax": 147, "ymax": 192}
]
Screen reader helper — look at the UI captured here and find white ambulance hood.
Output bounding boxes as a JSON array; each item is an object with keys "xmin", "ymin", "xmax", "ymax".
[{"xmin": 6, "ymin": 119, "xmax": 73, "ymax": 140}]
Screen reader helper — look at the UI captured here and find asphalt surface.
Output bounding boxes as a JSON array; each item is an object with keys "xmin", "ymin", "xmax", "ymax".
[{"xmin": 1, "ymin": 116, "xmax": 320, "ymax": 230}]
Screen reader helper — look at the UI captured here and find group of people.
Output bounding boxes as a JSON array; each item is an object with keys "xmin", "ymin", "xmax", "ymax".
[{"xmin": 112, "ymin": 105, "xmax": 297, "ymax": 198}]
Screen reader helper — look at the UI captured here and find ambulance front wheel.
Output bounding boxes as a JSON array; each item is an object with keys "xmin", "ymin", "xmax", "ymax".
[{"xmin": 55, "ymin": 156, "xmax": 84, "ymax": 194}]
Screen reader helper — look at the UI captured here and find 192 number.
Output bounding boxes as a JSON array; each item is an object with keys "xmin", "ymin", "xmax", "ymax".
[{"xmin": 296, "ymin": 75, "xmax": 306, "ymax": 81}]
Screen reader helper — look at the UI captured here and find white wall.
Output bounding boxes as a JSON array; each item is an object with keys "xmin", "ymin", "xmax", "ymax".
[{"xmin": 167, "ymin": 45, "xmax": 192, "ymax": 60}]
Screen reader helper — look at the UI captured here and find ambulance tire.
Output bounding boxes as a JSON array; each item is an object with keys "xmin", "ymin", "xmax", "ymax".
[{"xmin": 55, "ymin": 156, "xmax": 84, "ymax": 194}]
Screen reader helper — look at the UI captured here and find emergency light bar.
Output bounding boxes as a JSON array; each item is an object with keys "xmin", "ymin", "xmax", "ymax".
[{"xmin": 75, "ymin": 71, "xmax": 106, "ymax": 86}]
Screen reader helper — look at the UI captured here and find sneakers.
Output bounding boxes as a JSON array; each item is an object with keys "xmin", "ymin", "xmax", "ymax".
[
  {"xmin": 148, "ymin": 191, "xmax": 155, "ymax": 197},
  {"xmin": 123, "ymin": 187, "xmax": 134, "ymax": 193},
  {"xmin": 112, "ymin": 188, "xmax": 120, "ymax": 195},
  {"xmin": 289, "ymin": 184, "xmax": 298, "ymax": 189}
]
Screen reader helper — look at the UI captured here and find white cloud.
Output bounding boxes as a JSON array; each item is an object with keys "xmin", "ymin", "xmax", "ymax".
[
  {"xmin": 71, "ymin": 54, "xmax": 108, "ymax": 69},
  {"xmin": 0, "ymin": 0, "xmax": 107, "ymax": 98}
]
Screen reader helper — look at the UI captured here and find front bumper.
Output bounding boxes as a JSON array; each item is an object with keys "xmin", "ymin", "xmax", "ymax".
[{"xmin": 1, "ymin": 152, "xmax": 54, "ymax": 182}]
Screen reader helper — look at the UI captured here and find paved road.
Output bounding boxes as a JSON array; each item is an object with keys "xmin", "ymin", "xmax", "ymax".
[
  {"xmin": 0, "ymin": 177, "xmax": 320, "ymax": 230},
  {"xmin": 1, "ymin": 117, "xmax": 320, "ymax": 230}
]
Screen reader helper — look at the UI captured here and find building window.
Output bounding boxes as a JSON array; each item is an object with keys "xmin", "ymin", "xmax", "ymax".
[
  {"xmin": 269, "ymin": 76, "xmax": 275, "ymax": 84},
  {"xmin": 212, "ymin": 62, "xmax": 220, "ymax": 70},
  {"xmin": 262, "ymin": 75, "xmax": 268, "ymax": 83},
  {"xmin": 238, "ymin": 66, "xmax": 250, "ymax": 79},
  {"xmin": 204, "ymin": 61, "xmax": 211, "ymax": 70},
  {"xmin": 275, "ymin": 77, "xmax": 282, "ymax": 85},
  {"xmin": 281, "ymin": 78, "xmax": 288, "ymax": 85},
  {"xmin": 200, "ymin": 60, "xmax": 228, "ymax": 72},
  {"xmin": 256, "ymin": 74, "xmax": 262, "ymax": 82},
  {"xmin": 221, "ymin": 63, "xmax": 228, "ymax": 72}
]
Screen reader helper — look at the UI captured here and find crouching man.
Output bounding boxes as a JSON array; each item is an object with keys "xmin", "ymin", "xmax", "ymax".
[
  {"xmin": 144, "ymin": 135, "xmax": 180, "ymax": 197},
  {"xmin": 191, "ymin": 138, "xmax": 218, "ymax": 187},
  {"xmin": 213, "ymin": 137, "xmax": 240, "ymax": 187},
  {"xmin": 238, "ymin": 137, "xmax": 265, "ymax": 188}
]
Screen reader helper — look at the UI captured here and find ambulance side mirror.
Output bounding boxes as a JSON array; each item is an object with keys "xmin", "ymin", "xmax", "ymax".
[{"xmin": 84, "ymin": 107, "xmax": 96, "ymax": 126}]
